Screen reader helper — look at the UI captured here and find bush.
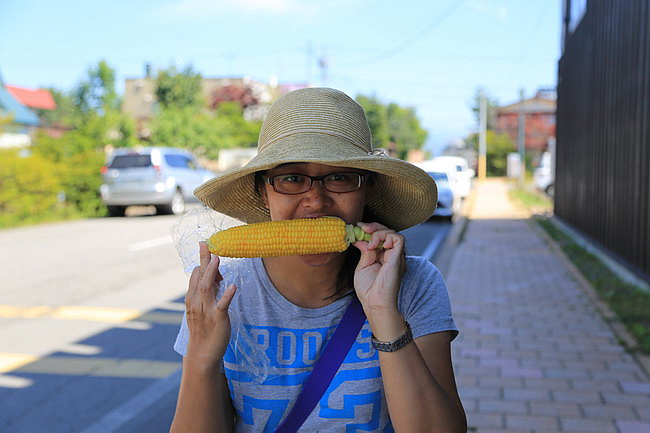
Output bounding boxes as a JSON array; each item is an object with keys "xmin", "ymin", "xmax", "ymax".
[
  {"xmin": 0, "ymin": 150, "xmax": 63, "ymax": 227},
  {"xmin": 57, "ymin": 150, "xmax": 107, "ymax": 216},
  {"xmin": 32, "ymin": 130, "xmax": 108, "ymax": 217}
]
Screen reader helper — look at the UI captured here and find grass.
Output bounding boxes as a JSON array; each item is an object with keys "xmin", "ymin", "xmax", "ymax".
[
  {"xmin": 507, "ymin": 181, "xmax": 553, "ymax": 213},
  {"xmin": 507, "ymin": 185, "xmax": 650, "ymax": 354}
]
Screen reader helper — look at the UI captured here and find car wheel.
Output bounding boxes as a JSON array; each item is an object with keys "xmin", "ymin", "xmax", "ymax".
[
  {"xmin": 107, "ymin": 205, "xmax": 126, "ymax": 217},
  {"xmin": 545, "ymin": 183, "xmax": 555, "ymax": 197},
  {"xmin": 157, "ymin": 189, "xmax": 185, "ymax": 215}
]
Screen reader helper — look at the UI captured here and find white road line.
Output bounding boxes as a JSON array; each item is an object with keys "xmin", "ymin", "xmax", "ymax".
[
  {"xmin": 127, "ymin": 235, "xmax": 172, "ymax": 252},
  {"xmin": 421, "ymin": 227, "xmax": 449, "ymax": 261},
  {"xmin": 79, "ymin": 368, "xmax": 181, "ymax": 433}
]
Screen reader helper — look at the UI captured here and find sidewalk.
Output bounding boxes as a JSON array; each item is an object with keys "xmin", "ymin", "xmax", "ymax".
[{"xmin": 444, "ymin": 179, "xmax": 650, "ymax": 433}]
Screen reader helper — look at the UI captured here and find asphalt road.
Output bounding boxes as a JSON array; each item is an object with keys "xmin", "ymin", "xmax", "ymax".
[{"xmin": 0, "ymin": 209, "xmax": 451, "ymax": 433}]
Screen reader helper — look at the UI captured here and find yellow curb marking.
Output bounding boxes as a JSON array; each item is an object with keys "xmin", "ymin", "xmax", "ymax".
[
  {"xmin": 0, "ymin": 353, "xmax": 39, "ymax": 373},
  {"xmin": 50, "ymin": 306, "xmax": 141, "ymax": 322},
  {"xmin": 0, "ymin": 305, "xmax": 54, "ymax": 318},
  {"xmin": 0, "ymin": 305, "xmax": 183, "ymax": 324},
  {"xmin": 0, "ymin": 353, "xmax": 180, "ymax": 378}
]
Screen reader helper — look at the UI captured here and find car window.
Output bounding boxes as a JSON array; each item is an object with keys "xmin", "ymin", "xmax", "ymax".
[
  {"xmin": 165, "ymin": 154, "xmax": 192, "ymax": 169},
  {"xmin": 428, "ymin": 172, "xmax": 450, "ymax": 188},
  {"xmin": 109, "ymin": 154, "xmax": 152, "ymax": 168}
]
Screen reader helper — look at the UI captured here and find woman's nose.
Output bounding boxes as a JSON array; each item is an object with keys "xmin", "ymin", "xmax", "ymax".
[{"xmin": 302, "ymin": 179, "xmax": 331, "ymax": 207}]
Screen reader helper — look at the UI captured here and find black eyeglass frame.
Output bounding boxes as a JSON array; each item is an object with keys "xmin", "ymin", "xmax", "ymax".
[{"xmin": 263, "ymin": 172, "xmax": 367, "ymax": 195}]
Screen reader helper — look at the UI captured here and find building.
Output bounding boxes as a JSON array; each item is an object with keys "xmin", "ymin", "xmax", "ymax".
[
  {"xmin": 556, "ymin": 0, "xmax": 649, "ymax": 282},
  {"xmin": 122, "ymin": 68, "xmax": 306, "ymax": 138},
  {"xmin": 0, "ymin": 83, "xmax": 42, "ymax": 148},
  {"xmin": 5, "ymin": 85, "xmax": 57, "ymax": 111},
  {"xmin": 495, "ymin": 89, "xmax": 556, "ymax": 156}
]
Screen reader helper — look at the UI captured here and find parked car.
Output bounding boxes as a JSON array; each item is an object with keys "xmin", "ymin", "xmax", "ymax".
[
  {"xmin": 428, "ymin": 171, "xmax": 460, "ymax": 221},
  {"xmin": 533, "ymin": 151, "xmax": 554, "ymax": 197},
  {"xmin": 100, "ymin": 147, "xmax": 215, "ymax": 216},
  {"xmin": 431, "ymin": 156, "xmax": 474, "ymax": 199}
]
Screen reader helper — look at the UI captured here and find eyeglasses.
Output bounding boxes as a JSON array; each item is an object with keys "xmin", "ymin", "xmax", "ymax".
[{"xmin": 264, "ymin": 172, "xmax": 367, "ymax": 195}]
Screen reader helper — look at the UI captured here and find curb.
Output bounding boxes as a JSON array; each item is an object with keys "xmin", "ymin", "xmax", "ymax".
[{"xmin": 432, "ymin": 184, "xmax": 478, "ymax": 275}]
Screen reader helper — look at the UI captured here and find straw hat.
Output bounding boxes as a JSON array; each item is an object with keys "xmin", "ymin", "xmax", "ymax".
[{"xmin": 194, "ymin": 87, "xmax": 437, "ymax": 232}]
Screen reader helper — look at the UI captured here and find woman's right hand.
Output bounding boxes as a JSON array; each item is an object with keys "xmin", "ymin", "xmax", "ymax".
[{"xmin": 184, "ymin": 241, "xmax": 237, "ymax": 370}]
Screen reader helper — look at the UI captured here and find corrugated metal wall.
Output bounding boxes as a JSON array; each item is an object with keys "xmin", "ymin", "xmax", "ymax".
[{"xmin": 556, "ymin": 0, "xmax": 650, "ymax": 280}]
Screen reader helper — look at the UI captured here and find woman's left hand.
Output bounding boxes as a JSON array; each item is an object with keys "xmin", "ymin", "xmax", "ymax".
[{"xmin": 352, "ymin": 222, "xmax": 405, "ymax": 317}]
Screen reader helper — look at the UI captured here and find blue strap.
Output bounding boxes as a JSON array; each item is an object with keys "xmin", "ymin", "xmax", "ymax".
[{"xmin": 273, "ymin": 296, "xmax": 366, "ymax": 433}]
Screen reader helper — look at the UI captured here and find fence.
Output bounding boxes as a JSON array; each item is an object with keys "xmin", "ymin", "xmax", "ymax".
[{"xmin": 556, "ymin": 0, "xmax": 650, "ymax": 280}]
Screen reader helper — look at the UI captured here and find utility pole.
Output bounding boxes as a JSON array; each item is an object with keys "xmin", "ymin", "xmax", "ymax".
[
  {"xmin": 306, "ymin": 41, "xmax": 313, "ymax": 86},
  {"xmin": 318, "ymin": 48, "xmax": 328, "ymax": 87},
  {"xmin": 517, "ymin": 88, "xmax": 526, "ymax": 185},
  {"xmin": 478, "ymin": 89, "xmax": 487, "ymax": 180}
]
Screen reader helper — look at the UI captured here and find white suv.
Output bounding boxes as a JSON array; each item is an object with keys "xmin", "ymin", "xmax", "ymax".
[{"xmin": 100, "ymin": 147, "xmax": 215, "ymax": 216}]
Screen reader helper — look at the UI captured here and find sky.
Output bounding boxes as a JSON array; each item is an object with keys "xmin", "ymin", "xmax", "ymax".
[{"xmin": 0, "ymin": 0, "xmax": 562, "ymax": 155}]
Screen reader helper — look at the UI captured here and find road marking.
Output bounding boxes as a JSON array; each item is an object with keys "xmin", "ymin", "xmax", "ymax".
[
  {"xmin": 421, "ymin": 226, "xmax": 449, "ymax": 261},
  {"xmin": 127, "ymin": 235, "xmax": 172, "ymax": 252},
  {"xmin": 0, "ymin": 305, "xmax": 53, "ymax": 318},
  {"xmin": 79, "ymin": 368, "xmax": 181, "ymax": 433},
  {"xmin": 0, "ymin": 353, "xmax": 38, "ymax": 373},
  {"xmin": 51, "ymin": 306, "xmax": 141, "ymax": 322},
  {"xmin": 0, "ymin": 305, "xmax": 182, "ymax": 324},
  {"xmin": 12, "ymin": 355, "xmax": 180, "ymax": 379}
]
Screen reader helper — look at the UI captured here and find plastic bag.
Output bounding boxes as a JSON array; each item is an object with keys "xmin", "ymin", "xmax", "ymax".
[{"xmin": 170, "ymin": 206, "xmax": 275, "ymax": 383}]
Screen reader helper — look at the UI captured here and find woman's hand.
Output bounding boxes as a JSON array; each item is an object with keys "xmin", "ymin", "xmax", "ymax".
[
  {"xmin": 184, "ymin": 241, "xmax": 237, "ymax": 370},
  {"xmin": 352, "ymin": 222, "xmax": 405, "ymax": 317}
]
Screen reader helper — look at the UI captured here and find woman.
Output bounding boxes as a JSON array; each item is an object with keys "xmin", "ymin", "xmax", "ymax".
[{"xmin": 170, "ymin": 87, "xmax": 466, "ymax": 432}]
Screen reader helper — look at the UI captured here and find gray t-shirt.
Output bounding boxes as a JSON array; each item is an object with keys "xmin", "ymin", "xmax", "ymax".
[{"xmin": 174, "ymin": 255, "xmax": 457, "ymax": 432}]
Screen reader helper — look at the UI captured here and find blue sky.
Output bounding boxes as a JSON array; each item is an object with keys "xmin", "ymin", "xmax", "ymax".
[{"xmin": 1, "ymin": 0, "xmax": 561, "ymax": 155}]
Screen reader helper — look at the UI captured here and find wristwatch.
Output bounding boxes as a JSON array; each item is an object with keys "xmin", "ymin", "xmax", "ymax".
[{"xmin": 371, "ymin": 322, "xmax": 413, "ymax": 352}]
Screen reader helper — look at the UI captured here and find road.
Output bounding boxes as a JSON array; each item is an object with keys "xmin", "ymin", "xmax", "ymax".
[{"xmin": 0, "ymin": 210, "xmax": 451, "ymax": 433}]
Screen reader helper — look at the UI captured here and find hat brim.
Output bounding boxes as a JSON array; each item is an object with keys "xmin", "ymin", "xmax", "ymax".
[{"xmin": 194, "ymin": 133, "xmax": 437, "ymax": 232}]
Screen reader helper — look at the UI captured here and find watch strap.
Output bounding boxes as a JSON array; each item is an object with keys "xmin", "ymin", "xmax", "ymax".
[{"xmin": 371, "ymin": 321, "xmax": 413, "ymax": 352}]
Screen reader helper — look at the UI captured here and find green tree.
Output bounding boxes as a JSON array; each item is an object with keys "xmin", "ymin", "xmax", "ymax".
[
  {"xmin": 386, "ymin": 103, "xmax": 428, "ymax": 160},
  {"xmin": 32, "ymin": 131, "xmax": 107, "ymax": 216},
  {"xmin": 355, "ymin": 95, "xmax": 388, "ymax": 149},
  {"xmin": 465, "ymin": 130, "xmax": 515, "ymax": 176},
  {"xmin": 0, "ymin": 149, "xmax": 62, "ymax": 227},
  {"xmin": 35, "ymin": 88, "xmax": 78, "ymax": 127},
  {"xmin": 356, "ymin": 94, "xmax": 427, "ymax": 159},
  {"xmin": 74, "ymin": 59, "xmax": 120, "ymax": 116},
  {"xmin": 150, "ymin": 102, "xmax": 261, "ymax": 159},
  {"xmin": 155, "ymin": 65, "xmax": 203, "ymax": 110}
]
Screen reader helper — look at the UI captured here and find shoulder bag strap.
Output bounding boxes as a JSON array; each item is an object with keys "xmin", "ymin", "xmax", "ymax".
[{"xmin": 273, "ymin": 296, "xmax": 366, "ymax": 433}]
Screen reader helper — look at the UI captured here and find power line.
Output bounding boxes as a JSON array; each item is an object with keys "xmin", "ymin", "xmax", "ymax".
[{"xmin": 343, "ymin": 0, "xmax": 466, "ymax": 66}]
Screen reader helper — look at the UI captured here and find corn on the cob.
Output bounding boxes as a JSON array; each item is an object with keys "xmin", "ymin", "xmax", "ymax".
[{"xmin": 207, "ymin": 216, "xmax": 373, "ymax": 258}]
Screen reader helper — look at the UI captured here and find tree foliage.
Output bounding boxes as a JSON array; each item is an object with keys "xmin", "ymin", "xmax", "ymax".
[
  {"xmin": 465, "ymin": 130, "xmax": 515, "ymax": 176},
  {"xmin": 0, "ymin": 149, "xmax": 62, "ymax": 227},
  {"xmin": 74, "ymin": 60, "xmax": 120, "ymax": 116},
  {"xmin": 150, "ymin": 102, "xmax": 260, "ymax": 159},
  {"xmin": 355, "ymin": 95, "xmax": 427, "ymax": 160},
  {"xmin": 155, "ymin": 65, "xmax": 203, "ymax": 110}
]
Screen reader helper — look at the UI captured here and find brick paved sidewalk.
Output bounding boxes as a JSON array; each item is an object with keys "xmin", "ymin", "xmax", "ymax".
[{"xmin": 445, "ymin": 179, "xmax": 650, "ymax": 433}]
